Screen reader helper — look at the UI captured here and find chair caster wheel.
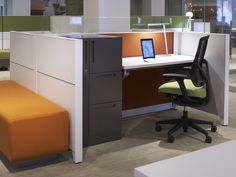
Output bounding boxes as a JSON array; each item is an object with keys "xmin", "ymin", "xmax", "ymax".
[
  {"xmin": 205, "ymin": 136, "xmax": 212, "ymax": 143},
  {"xmin": 211, "ymin": 125, "xmax": 217, "ymax": 132},
  {"xmin": 183, "ymin": 126, "xmax": 188, "ymax": 132},
  {"xmin": 168, "ymin": 135, "xmax": 175, "ymax": 143},
  {"xmin": 155, "ymin": 124, "xmax": 162, "ymax": 132}
]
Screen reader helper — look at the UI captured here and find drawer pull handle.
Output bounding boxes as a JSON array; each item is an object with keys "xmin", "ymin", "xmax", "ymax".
[
  {"xmin": 84, "ymin": 40, "xmax": 88, "ymax": 64},
  {"xmin": 96, "ymin": 104, "xmax": 116, "ymax": 110},
  {"xmin": 96, "ymin": 73, "xmax": 117, "ymax": 78}
]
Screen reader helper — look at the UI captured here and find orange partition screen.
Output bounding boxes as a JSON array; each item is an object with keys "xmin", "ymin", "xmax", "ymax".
[
  {"xmin": 111, "ymin": 32, "xmax": 173, "ymax": 57},
  {"xmin": 109, "ymin": 32, "xmax": 174, "ymax": 110}
]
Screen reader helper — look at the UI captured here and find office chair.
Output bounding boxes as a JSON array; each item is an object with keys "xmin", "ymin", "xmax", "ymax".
[{"xmin": 155, "ymin": 35, "xmax": 217, "ymax": 143}]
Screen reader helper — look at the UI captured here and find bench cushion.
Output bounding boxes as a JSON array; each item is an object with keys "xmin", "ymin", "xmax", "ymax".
[{"xmin": 0, "ymin": 80, "xmax": 69, "ymax": 163}]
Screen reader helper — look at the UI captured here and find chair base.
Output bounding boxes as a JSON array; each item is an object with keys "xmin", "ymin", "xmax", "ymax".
[{"xmin": 155, "ymin": 110, "xmax": 217, "ymax": 143}]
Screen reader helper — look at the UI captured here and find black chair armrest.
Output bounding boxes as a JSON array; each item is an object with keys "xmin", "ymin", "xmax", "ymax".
[
  {"xmin": 163, "ymin": 73, "xmax": 198, "ymax": 103},
  {"xmin": 163, "ymin": 73, "xmax": 189, "ymax": 80}
]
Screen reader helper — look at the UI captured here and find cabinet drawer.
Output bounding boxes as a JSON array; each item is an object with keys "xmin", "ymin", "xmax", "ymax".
[
  {"xmin": 89, "ymin": 71, "xmax": 122, "ymax": 104},
  {"xmin": 88, "ymin": 101, "xmax": 122, "ymax": 145},
  {"xmin": 89, "ymin": 38, "xmax": 122, "ymax": 73}
]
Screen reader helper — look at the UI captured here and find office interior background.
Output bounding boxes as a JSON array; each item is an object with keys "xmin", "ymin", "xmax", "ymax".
[{"xmin": 1, "ymin": 0, "xmax": 236, "ymax": 87}]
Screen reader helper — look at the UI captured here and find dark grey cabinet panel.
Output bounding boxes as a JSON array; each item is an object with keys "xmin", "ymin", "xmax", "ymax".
[
  {"xmin": 89, "ymin": 38, "xmax": 122, "ymax": 73},
  {"xmin": 88, "ymin": 101, "xmax": 122, "ymax": 145},
  {"xmin": 89, "ymin": 71, "xmax": 122, "ymax": 104},
  {"xmin": 82, "ymin": 36, "xmax": 122, "ymax": 147}
]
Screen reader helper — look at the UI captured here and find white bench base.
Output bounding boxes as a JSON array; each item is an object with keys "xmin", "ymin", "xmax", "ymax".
[{"xmin": 135, "ymin": 140, "xmax": 236, "ymax": 177}]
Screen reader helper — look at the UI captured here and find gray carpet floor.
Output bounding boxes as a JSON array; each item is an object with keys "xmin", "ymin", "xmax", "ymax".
[{"xmin": 1, "ymin": 91, "xmax": 236, "ymax": 177}]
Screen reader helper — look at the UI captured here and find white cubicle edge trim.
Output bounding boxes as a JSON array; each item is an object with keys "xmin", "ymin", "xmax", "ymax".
[
  {"xmin": 73, "ymin": 40, "xmax": 83, "ymax": 163},
  {"xmin": 34, "ymin": 36, "xmax": 83, "ymax": 163},
  {"xmin": 122, "ymin": 103, "xmax": 174, "ymax": 118},
  {"xmin": 223, "ymin": 35, "xmax": 229, "ymax": 125}
]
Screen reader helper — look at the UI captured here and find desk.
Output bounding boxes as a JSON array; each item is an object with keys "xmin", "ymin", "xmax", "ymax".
[
  {"xmin": 123, "ymin": 54, "xmax": 193, "ymax": 71},
  {"xmin": 122, "ymin": 54, "xmax": 194, "ymax": 115},
  {"xmin": 135, "ymin": 140, "xmax": 236, "ymax": 177}
]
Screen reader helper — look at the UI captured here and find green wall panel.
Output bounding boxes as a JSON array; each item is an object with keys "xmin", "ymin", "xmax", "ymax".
[{"xmin": 0, "ymin": 16, "xmax": 50, "ymax": 32}]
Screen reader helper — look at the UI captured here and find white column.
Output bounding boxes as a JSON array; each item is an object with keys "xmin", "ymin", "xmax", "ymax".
[
  {"xmin": 7, "ymin": 0, "xmax": 30, "ymax": 16},
  {"xmin": 84, "ymin": 0, "xmax": 131, "ymax": 32},
  {"xmin": 151, "ymin": 0, "xmax": 165, "ymax": 16}
]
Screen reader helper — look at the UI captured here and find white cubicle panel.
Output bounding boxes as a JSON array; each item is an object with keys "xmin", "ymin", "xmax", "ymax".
[
  {"xmin": 10, "ymin": 32, "xmax": 36, "ymax": 69},
  {"xmin": 37, "ymin": 73, "xmax": 75, "ymax": 114},
  {"xmin": 37, "ymin": 72, "xmax": 78, "ymax": 151},
  {"xmin": 174, "ymin": 32, "xmax": 229, "ymax": 125},
  {"xmin": 10, "ymin": 32, "xmax": 83, "ymax": 163},
  {"xmin": 35, "ymin": 37, "xmax": 83, "ymax": 163},
  {"xmin": 35, "ymin": 36, "xmax": 77, "ymax": 84},
  {"xmin": 10, "ymin": 62, "xmax": 36, "ymax": 92}
]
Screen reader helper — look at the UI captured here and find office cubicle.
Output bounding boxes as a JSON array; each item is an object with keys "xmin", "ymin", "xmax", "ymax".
[{"xmin": 10, "ymin": 31, "xmax": 229, "ymax": 163}]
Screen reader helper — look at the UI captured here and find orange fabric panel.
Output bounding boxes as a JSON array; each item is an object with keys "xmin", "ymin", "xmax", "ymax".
[
  {"xmin": 111, "ymin": 32, "xmax": 173, "ymax": 57},
  {"xmin": 109, "ymin": 32, "xmax": 173, "ymax": 109},
  {"xmin": 122, "ymin": 68, "xmax": 170, "ymax": 110},
  {"xmin": 0, "ymin": 80, "xmax": 69, "ymax": 163}
]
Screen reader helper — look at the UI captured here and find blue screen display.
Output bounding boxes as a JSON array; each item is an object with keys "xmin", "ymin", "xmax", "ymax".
[{"xmin": 141, "ymin": 39, "xmax": 155, "ymax": 59}]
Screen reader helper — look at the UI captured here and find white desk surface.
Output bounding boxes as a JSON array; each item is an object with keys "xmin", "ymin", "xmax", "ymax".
[
  {"xmin": 123, "ymin": 54, "xmax": 194, "ymax": 71},
  {"xmin": 135, "ymin": 140, "xmax": 236, "ymax": 177}
]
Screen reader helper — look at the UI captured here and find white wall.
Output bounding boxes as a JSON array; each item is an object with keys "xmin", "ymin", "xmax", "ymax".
[
  {"xmin": 83, "ymin": 0, "xmax": 131, "ymax": 32},
  {"xmin": 7, "ymin": 0, "xmax": 30, "ymax": 16},
  {"xmin": 151, "ymin": 0, "xmax": 165, "ymax": 16},
  {"xmin": 83, "ymin": 0, "xmax": 99, "ymax": 17},
  {"xmin": 99, "ymin": 0, "xmax": 130, "ymax": 18}
]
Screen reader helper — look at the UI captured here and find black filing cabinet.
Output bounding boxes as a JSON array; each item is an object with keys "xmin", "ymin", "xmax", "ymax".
[{"xmin": 82, "ymin": 36, "xmax": 122, "ymax": 146}]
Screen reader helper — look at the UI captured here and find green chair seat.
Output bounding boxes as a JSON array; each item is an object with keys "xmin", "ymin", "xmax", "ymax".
[
  {"xmin": 0, "ymin": 49, "xmax": 10, "ymax": 59},
  {"xmin": 159, "ymin": 79, "xmax": 206, "ymax": 98}
]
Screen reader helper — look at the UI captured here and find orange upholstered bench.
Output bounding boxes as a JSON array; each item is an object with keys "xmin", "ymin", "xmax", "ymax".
[{"xmin": 0, "ymin": 80, "xmax": 69, "ymax": 164}]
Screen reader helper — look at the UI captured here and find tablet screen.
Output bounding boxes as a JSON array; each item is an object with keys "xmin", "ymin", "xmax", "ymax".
[{"xmin": 140, "ymin": 39, "xmax": 155, "ymax": 59}]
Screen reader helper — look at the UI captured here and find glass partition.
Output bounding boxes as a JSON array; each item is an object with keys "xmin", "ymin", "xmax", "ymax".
[
  {"xmin": 130, "ymin": 16, "xmax": 188, "ymax": 31},
  {"xmin": 165, "ymin": 0, "xmax": 234, "ymax": 34}
]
